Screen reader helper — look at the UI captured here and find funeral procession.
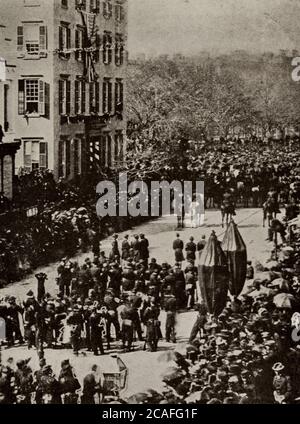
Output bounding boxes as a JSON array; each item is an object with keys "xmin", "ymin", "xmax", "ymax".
[{"xmin": 1, "ymin": 0, "xmax": 300, "ymax": 407}]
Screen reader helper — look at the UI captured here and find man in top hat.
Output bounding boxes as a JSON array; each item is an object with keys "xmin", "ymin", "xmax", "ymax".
[
  {"xmin": 81, "ymin": 365, "xmax": 101, "ymax": 404},
  {"xmin": 89, "ymin": 306, "xmax": 105, "ymax": 356},
  {"xmin": 66, "ymin": 304, "xmax": 83, "ymax": 355},
  {"xmin": 164, "ymin": 287, "xmax": 177, "ymax": 343},
  {"xmin": 173, "ymin": 234, "xmax": 184, "ymax": 264},
  {"xmin": 121, "ymin": 235, "xmax": 130, "ymax": 263},
  {"xmin": 139, "ymin": 234, "xmax": 150, "ymax": 265},
  {"xmin": 6, "ymin": 296, "xmax": 24, "ymax": 347},
  {"xmin": 57, "ymin": 258, "xmax": 73, "ymax": 297},
  {"xmin": 131, "ymin": 235, "xmax": 141, "ymax": 262},
  {"xmin": 58, "ymin": 359, "xmax": 81, "ymax": 404},
  {"xmin": 35, "ymin": 273, "xmax": 48, "ymax": 303},
  {"xmin": 185, "ymin": 236, "xmax": 196, "ymax": 262},
  {"xmin": 109, "ymin": 234, "xmax": 120, "ymax": 263}
]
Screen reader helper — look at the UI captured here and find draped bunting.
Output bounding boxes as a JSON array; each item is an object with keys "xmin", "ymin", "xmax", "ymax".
[
  {"xmin": 222, "ymin": 221, "xmax": 247, "ymax": 297},
  {"xmin": 198, "ymin": 231, "xmax": 229, "ymax": 316}
]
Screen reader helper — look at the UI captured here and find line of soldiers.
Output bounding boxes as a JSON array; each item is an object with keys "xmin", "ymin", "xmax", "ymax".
[{"xmin": 0, "ymin": 232, "xmax": 205, "ymax": 357}]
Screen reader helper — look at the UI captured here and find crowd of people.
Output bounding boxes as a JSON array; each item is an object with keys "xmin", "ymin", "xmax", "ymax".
[
  {"xmin": 1, "ymin": 138, "xmax": 300, "ymax": 404},
  {"xmin": 1, "ymin": 139, "xmax": 300, "ymax": 285},
  {"xmin": 1, "ymin": 214, "xmax": 300, "ymax": 404}
]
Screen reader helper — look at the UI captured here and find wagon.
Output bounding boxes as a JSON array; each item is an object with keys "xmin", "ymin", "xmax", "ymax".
[{"xmin": 101, "ymin": 355, "xmax": 128, "ymax": 401}]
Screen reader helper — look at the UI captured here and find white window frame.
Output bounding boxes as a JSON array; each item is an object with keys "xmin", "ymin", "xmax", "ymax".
[
  {"xmin": 23, "ymin": 139, "xmax": 48, "ymax": 171},
  {"xmin": 24, "ymin": 79, "xmax": 44, "ymax": 115}
]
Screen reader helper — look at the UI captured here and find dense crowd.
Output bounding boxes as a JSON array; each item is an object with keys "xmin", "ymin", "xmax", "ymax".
[
  {"xmin": 1, "ymin": 217, "xmax": 300, "ymax": 404},
  {"xmin": 1, "ymin": 138, "xmax": 300, "ymax": 404},
  {"xmin": 1, "ymin": 139, "xmax": 300, "ymax": 285}
]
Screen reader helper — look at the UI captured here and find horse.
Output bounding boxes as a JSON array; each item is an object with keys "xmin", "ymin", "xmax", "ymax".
[
  {"xmin": 221, "ymin": 200, "xmax": 236, "ymax": 228},
  {"xmin": 263, "ymin": 198, "xmax": 280, "ymax": 227}
]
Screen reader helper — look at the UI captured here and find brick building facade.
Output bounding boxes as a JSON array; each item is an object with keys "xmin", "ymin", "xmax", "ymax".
[{"xmin": 0, "ymin": 0, "xmax": 127, "ymax": 180}]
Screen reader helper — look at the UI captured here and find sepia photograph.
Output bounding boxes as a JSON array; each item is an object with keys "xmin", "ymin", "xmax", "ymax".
[{"xmin": 1, "ymin": 0, "xmax": 300, "ymax": 410}]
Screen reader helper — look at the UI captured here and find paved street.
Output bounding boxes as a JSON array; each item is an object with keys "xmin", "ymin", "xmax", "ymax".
[{"xmin": 0, "ymin": 208, "xmax": 278, "ymax": 397}]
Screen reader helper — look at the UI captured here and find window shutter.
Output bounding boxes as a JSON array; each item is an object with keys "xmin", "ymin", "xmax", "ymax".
[
  {"xmin": 102, "ymin": 81, "xmax": 107, "ymax": 113},
  {"xmin": 119, "ymin": 134, "xmax": 124, "ymax": 162},
  {"xmin": 17, "ymin": 26, "xmax": 24, "ymax": 51},
  {"xmin": 96, "ymin": 81, "xmax": 100, "ymax": 113},
  {"xmin": 75, "ymin": 80, "xmax": 79, "ymax": 114},
  {"xmin": 108, "ymin": 81, "xmax": 112, "ymax": 113},
  {"xmin": 107, "ymin": 134, "xmax": 111, "ymax": 167},
  {"xmin": 59, "ymin": 80, "xmax": 64, "ymax": 115},
  {"xmin": 39, "ymin": 80, "xmax": 45, "ymax": 115},
  {"xmin": 75, "ymin": 29, "xmax": 79, "ymax": 60},
  {"xmin": 39, "ymin": 26, "xmax": 47, "ymax": 50},
  {"xmin": 115, "ymin": 81, "xmax": 118, "ymax": 112},
  {"xmin": 18, "ymin": 80, "xmax": 25, "ymax": 115},
  {"xmin": 102, "ymin": 33, "xmax": 107, "ymax": 64},
  {"xmin": 39, "ymin": 142, "xmax": 48, "ymax": 169},
  {"xmin": 44, "ymin": 82, "xmax": 50, "ymax": 119},
  {"xmin": 66, "ymin": 80, "xmax": 71, "ymax": 114},
  {"xmin": 67, "ymin": 27, "xmax": 71, "ymax": 49},
  {"xmin": 65, "ymin": 140, "xmax": 71, "ymax": 177},
  {"xmin": 24, "ymin": 140, "xmax": 32, "ymax": 170},
  {"xmin": 81, "ymin": 82, "xmax": 86, "ymax": 113},
  {"xmin": 94, "ymin": 33, "xmax": 100, "ymax": 62},
  {"xmin": 58, "ymin": 140, "xmax": 65, "ymax": 178},
  {"xmin": 59, "ymin": 26, "xmax": 63, "ymax": 50},
  {"xmin": 108, "ymin": 34, "xmax": 112, "ymax": 63},
  {"xmin": 89, "ymin": 82, "xmax": 93, "ymax": 112},
  {"xmin": 120, "ymin": 80, "xmax": 123, "ymax": 104}
]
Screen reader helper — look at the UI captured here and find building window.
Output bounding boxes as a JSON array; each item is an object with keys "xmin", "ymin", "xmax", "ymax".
[
  {"xmin": 18, "ymin": 79, "xmax": 48, "ymax": 116},
  {"xmin": 61, "ymin": 0, "xmax": 68, "ymax": 7},
  {"xmin": 59, "ymin": 79, "xmax": 71, "ymax": 115},
  {"xmin": 115, "ymin": 34, "xmax": 124, "ymax": 66},
  {"xmin": 59, "ymin": 23, "xmax": 71, "ymax": 57},
  {"xmin": 24, "ymin": 140, "xmax": 48, "ymax": 171},
  {"xmin": 90, "ymin": 0, "xmax": 100, "ymax": 13},
  {"xmin": 75, "ymin": 79, "xmax": 86, "ymax": 114},
  {"xmin": 115, "ymin": 78, "xmax": 123, "ymax": 115},
  {"xmin": 75, "ymin": 28, "xmax": 85, "ymax": 61},
  {"xmin": 89, "ymin": 81, "xmax": 100, "ymax": 114},
  {"xmin": 115, "ymin": 3, "xmax": 124, "ymax": 22},
  {"xmin": 103, "ymin": 32, "xmax": 112, "ymax": 65},
  {"xmin": 75, "ymin": 0, "xmax": 86, "ymax": 10},
  {"xmin": 17, "ymin": 24, "xmax": 47, "ymax": 55},
  {"xmin": 103, "ymin": 1, "xmax": 113, "ymax": 19},
  {"xmin": 102, "ymin": 78, "xmax": 112, "ymax": 114}
]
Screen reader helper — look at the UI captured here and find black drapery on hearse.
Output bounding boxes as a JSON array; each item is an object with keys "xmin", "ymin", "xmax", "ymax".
[
  {"xmin": 222, "ymin": 220, "xmax": 247, "ymax": 298},
  {"xmin": 198, "ymin": 231, "xmax": 229, "ymax": 316}
]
